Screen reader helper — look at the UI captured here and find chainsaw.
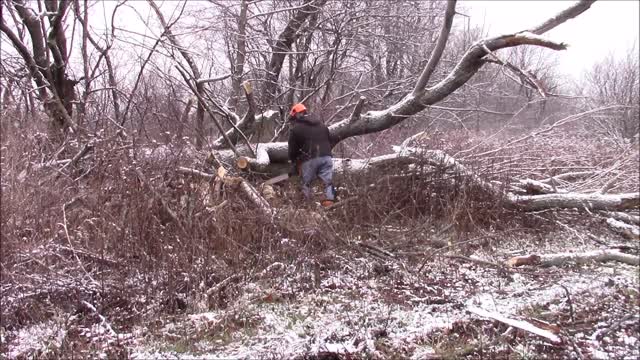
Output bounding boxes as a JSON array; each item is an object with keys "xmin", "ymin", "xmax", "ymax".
[
  {"xmin": 263, "ymin": 160, "xmax": 302, "ymax": 186},
  {"xmin": 263, "ymin": 173, "xmax": 291, "ymax": 186}
]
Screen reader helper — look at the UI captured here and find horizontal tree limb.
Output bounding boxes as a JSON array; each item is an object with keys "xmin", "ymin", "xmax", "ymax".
[
  {"xmin": 506, "ymin": 249, "xmax": 639, "ymax": 267},
  {"xmin": 606, "ymin": 218, "xmax": 640, "ymax": 240},
  {"xmin": 468, "ymin": 306, "xmax": 562, "ymax": 344},
  {"xmin": 508, "ymin": 192, "xmax": 639, "ymax": 212},
  {"xmin": 605, "ymin": 211, "xmax": 640, "ymax": 225}
]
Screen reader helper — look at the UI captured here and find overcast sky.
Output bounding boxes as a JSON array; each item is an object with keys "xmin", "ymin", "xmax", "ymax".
[
  {"xmin": 461, "ymin": 0, "xmax": 639, "ymax": 79},
  {"xmin": 96, "ymin": 0, "xmax": 638, "ymax": 78},
  {"xmin": 42, "ymin": 0, "xmax": 640, "ymax": 82}
]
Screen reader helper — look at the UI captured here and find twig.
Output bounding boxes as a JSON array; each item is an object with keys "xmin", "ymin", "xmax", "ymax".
[
  {"xmin": 175, "ymin": 66, "xmax": 240, "ymax": 156},
  {"xmin": 177, "ymin": 166, "xmax": 215, "ymax": 180},
  {"xmin": 81, "ymin": 300, "xmax": 118, "ymax": 337},
  {"xmin": 134, "ymin": 167, "xmax": 187, "ymax": 234},
  {"xmin": 559, "ymin": 284, "xmax": 575, "ymax": 323},
  {"xmin": 446, "ymin": 254, "xmax": 504, "ymax": 269},
  {"xmin": 357, "ymin": 241, "xmax": 396, "ymax": 260},
  {"xmin": 482, "ymin": 46, "xmax": 547, "ymax": 98},
  {"xmin": 60, "ymin": 205, "xmax": 98, "ymax": 286},
  {"xmin": 206, "ymin": 274, "xmax": 242, "ymax": 300},
  {"xmin": 591, "ymin": 314, "xmax": 638, "ymax": 341},
  {"xmin": 569, "ymin": 336, "xmax": 585, "ymax": 360},
  {"xmin": 40, "ymin": 139, "xmax": 95, "ymax": 185},
  {"xmin": 468, "ymin": 306, "xmax": 562, "ymax": 344},
  {"xmin": 417, "ymin": 232, "xmax": 499, "ymax": 273}
]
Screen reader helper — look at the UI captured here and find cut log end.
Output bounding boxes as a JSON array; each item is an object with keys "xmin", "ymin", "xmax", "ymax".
[
  {"xmin": 237, "ymin": 157, "xmax": 249, "ymax": 169},
  {"xmin": 506, "ymin": 255, "xmax": 541, "ymax": 267},
  {"xmin": 242, "ymin": 81, "xmax": 253, "ymax": 94}
]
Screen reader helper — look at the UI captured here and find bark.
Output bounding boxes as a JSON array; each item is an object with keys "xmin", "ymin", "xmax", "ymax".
[
  {"xmin": 238, "ymin": 179, "xmax": 275, "ymax": 217},
  {"xmin": 605, "ymin": 211, "xmax": 640, "ymax": 225},
  {"xmin": 509, "ymin": 192, "xmax": 639, "ymax": 212},
  {"xmin": 606, "ymin": 218, "xmax": 640, "ymax": 240},
  {"xmin": 506, "ymin": 249, "xmax": 640, "ymax": 267},
  {"xmin": 468, "ymin": 306, "xmax": 562, "ymax": 344},
  {"xmin": 229, "ymin": 0, "xmax": 249, "ymax": 110},
  {"xmin": 2, "ymin": 0, "xmax": 78, "ymax": 135},
  {"xmin": 412, "ymin": 0, "xmax": 457, "ymax": 95}
]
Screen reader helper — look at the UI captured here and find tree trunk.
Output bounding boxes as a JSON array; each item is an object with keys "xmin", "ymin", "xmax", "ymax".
[{"xmin": 506, "ymin": 249, "xmax": 640, "ymax": 267}]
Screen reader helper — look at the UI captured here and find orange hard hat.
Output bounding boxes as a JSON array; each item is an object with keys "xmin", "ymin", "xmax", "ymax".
[{"xmin": 290, "ymin": 103, "xmax": 307, "ymax": 117}]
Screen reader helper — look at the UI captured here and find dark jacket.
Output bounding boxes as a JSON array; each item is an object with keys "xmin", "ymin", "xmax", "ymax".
[{"xmin": 288, "ymin": 113, "xmax": 332, "ymax": 163}]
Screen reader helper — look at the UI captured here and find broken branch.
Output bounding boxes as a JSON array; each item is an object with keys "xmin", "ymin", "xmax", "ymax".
[
  {"xmin": 468, "ymin": 306, "xmax": 562, "ymax": 344},
  {"xmin": 506, "ymin": 249, "xmax": 639, "ymax": 267}
]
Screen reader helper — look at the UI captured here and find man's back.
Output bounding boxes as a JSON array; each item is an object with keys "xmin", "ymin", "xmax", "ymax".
[{"xmin": 289, "ymin": 113, "xmax": 332, "ymax": 162}]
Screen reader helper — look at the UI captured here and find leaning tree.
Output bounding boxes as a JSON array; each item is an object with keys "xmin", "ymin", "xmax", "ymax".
[
  {"xmin": 0, "ymin": 0, "xmax": 79, "ymax": 137},
  {"xmin": 195, "ymin": 0, "xmax": 596, "ymax": 169},
  {"xmin": 164, "ymin": 0, "xmax": 636, "ymax": 216},
  {"xmin": 2, "ymin": 0, "xmax": 637, "ymax": 215}
]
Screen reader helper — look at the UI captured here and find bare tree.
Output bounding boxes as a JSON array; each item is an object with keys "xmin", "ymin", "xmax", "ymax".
[
  {"xmin": 580, "ymin": 44, "xmax": 639, "ymax": 139},
  {"xmin": 146, "ymin": 0, "xmax": 209, "ymax": 149},
  {"xmin": 0, "ymin": 0, "xmax": 79, "ymax": 138},
  {"xmin": 72, "ymin": 0, "xmax": 122, "ymax": 128},
  {"xmin": 225, "ymin": 0, "xmax": 597, "ymax": 173}
]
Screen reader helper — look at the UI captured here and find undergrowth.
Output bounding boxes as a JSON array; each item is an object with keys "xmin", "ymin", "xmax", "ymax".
[{"xmin": 1, "ymin": 121, "xmax": 638, "ymax": 358}]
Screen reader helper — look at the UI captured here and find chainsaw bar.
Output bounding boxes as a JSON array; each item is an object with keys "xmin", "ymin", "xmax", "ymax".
[{"xmin": 263, "ymin": 173, "xmax": 290, "ymax": 186}]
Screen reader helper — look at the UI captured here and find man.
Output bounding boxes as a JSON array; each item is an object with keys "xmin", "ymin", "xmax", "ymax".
[{"xmin": 288, "ymin": 103, "xmax": 336, "ymax": 207}]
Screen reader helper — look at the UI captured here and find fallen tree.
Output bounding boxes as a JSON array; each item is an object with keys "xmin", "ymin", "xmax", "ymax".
[
  {"xmin": 193, "ymin": 0, "xmax": 597, "ymax": 173},
  {"xmin": 506, "ymin": 249, "xmax": 640, "ymax": 267}
]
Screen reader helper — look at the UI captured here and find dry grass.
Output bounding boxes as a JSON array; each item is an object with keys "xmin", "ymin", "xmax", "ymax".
[{"xmin": 1, "ymin": 118, "xmax": 638, "ymax": 358}]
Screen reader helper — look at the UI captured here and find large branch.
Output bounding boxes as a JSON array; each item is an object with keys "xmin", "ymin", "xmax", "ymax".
[
  {"xmin": 229, "ymin": 0, "xmax": 248, "ymax": 109},
  {"xmin": 211, "ymin": 111, "xmax": 279, "ymax": 150},
  {"xmin": 176, "ymin": 67, "xmax": 240, "ymax": 156},
  {"xmin": 73, "ymin": 0, "xmax": 121, "ymax": 124},
  {"xmin": 506, "ymin": 249, "xmax": 639, "ymax": 267},
  {"xmin": 211, "ymin": 81, "xmax": 257, "ymax": 152},
  {"xmin": 328, "ymin": 32, "xmax": 569, "ymax": 142},
  {"xmin": 6, "ymin": 0, "xmax": 77, "ymax": 133},
  {"xmin": 12, "ymin": 0, "xmax": 49, "ymax": 75},
  {"xmin": 45, "ymin": 0, "xmax": 70, "ymax": 68},
  {"xmin": 412, "ymin": 0, "xmax": 457, "ymax": 95},
  {"xmin": 530, "ymin": 0, "xmax": 596, "ymax": 34},
  {"xmin": 328, "ymin": 1, "xmax": 594, "ymax": 143},
  {"xmin": 468, "ymin": 307, "xmax": 562, "ymax": 344},
  {"xmin": 509, "ymin": 192, "xmax": 639, "ymax": 212},
  {"xmin": 0, "ymin": 15, "xmax": 48, "ymax": 96},
  {"xmin": 224, "ymin": 1, "xmax": 595, "ymax": 171}
]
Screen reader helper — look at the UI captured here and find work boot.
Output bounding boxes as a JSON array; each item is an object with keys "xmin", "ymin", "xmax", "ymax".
[{"xmin": 321, "ymin": 199, "xmax": 335, "ymax": 207}]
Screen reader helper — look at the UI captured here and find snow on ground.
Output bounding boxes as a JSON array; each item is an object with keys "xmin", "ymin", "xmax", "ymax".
[
  {"xmin": 126, "ymin": 254, "xmax": 638, "ymax": 359},
  {"xmin": 5, "ymin": 319, "xmax": 67, "ymax": 359},
  {"xmin": 3, "ymin": 226, "xmax": 639, "ymax": 359}
]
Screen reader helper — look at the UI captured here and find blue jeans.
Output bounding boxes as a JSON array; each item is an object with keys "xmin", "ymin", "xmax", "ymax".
[{"xmin": 301, "ymin": 156, "xmax": 335, "ymax": 201}]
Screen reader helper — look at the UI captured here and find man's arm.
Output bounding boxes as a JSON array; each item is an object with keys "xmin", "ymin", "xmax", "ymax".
[
  {"xmin": 324, "ymin": 125, "xmax": 336, "ymax": 149},
  {"xmin": 288, "ymin": 130, "xmax": 302, "ymax": 175},
  {"xmin": 288, "ymin": 129, "xmax": 301, "ymax": 162}
]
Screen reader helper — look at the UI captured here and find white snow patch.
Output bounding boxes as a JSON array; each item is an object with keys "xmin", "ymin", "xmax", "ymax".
[{"xmin": 7, "ymin": 320, "xmax": 66, "ymax": 358}]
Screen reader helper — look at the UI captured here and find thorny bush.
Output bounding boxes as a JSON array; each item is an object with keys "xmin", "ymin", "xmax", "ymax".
[{"xmin": 1, "ymin": 119, "xmax": 638, "ymax": 357}]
